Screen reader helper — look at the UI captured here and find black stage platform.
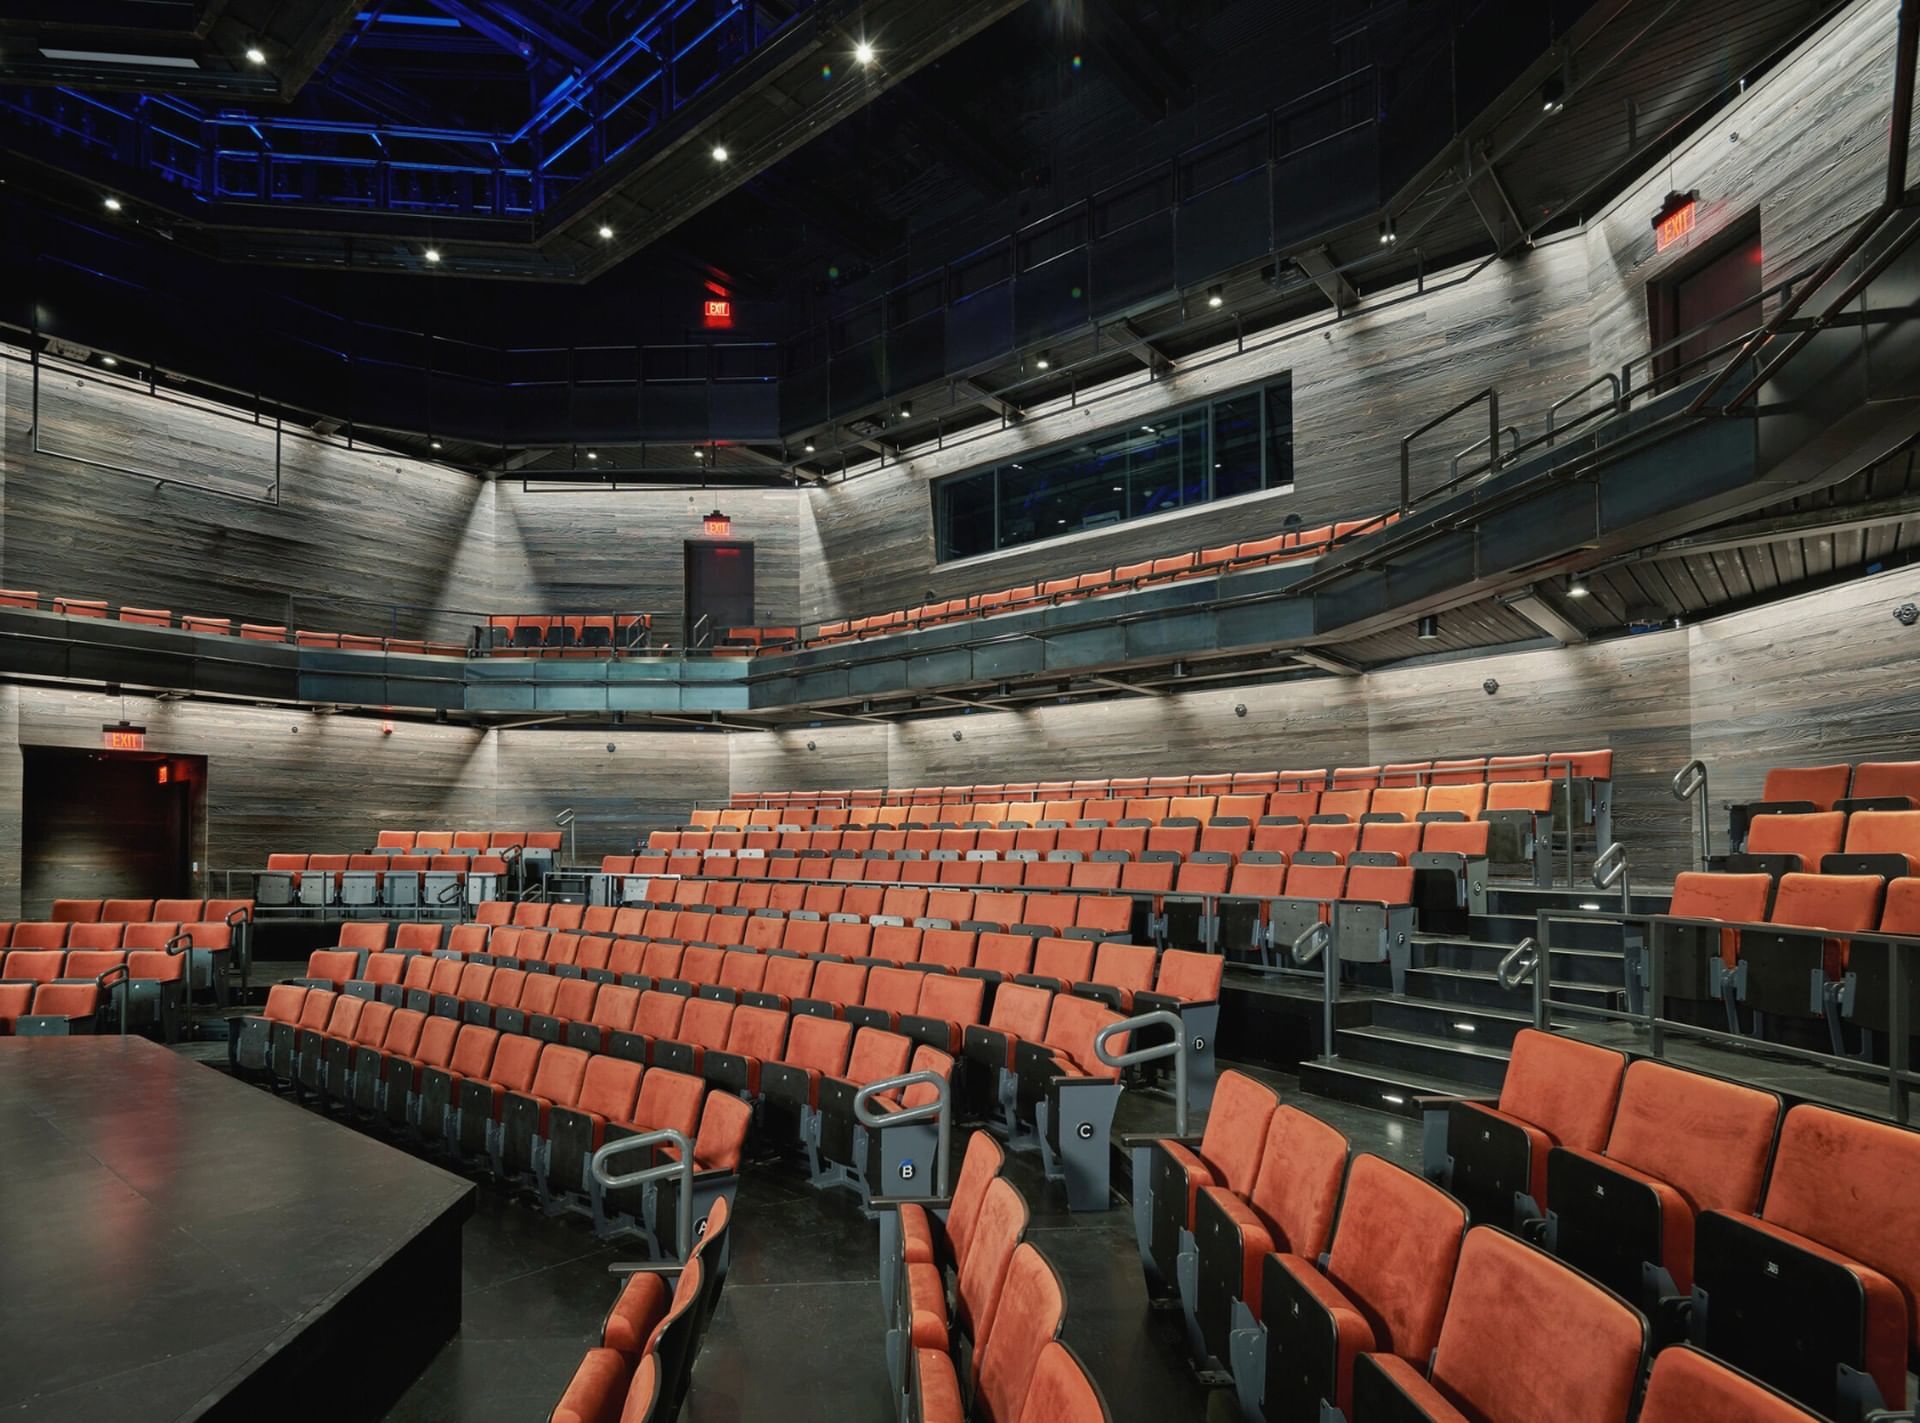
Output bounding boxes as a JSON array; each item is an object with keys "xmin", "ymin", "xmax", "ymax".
[{"xmin": 0, "ymin": 1037, "xmax": 474, "ymax": 1422}]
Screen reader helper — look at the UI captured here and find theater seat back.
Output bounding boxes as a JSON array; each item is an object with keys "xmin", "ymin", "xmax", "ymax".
[
  {"xmin": 1196, "ymin": 1070, "xmax": 1280, "ymax": 1197},
  {"xmin": 1324, "ymin": 1154, "xmax": 1467, "ymax": 1362},
  {"xmin": 1246, "ymin": 1105, "xmax": 1347, "ymax": 1259},
  {"xmin": 1495, "ymin": 1029, "xmax": 1625, "ymax": 1153},
  {"xmin": 974, "ymin": 1242, "xmax": 1065, "ymax": 1423}
]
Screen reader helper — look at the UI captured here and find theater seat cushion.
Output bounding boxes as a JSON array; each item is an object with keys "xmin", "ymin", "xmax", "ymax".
[
  {"xmin": 916, "ymin": 1348, "xmax": 964, "ymax": 1423},
  {"xmin": 602, "ymin": 1273, "xmax": 671, "ymax": 1358},
  {"xmin": 899, "ymin": 1203, "xmax": 937, "ymax": 1266},
  {"xmin": 906, "ymin": 1261, "xmax": 948, "ymax": 1350}
]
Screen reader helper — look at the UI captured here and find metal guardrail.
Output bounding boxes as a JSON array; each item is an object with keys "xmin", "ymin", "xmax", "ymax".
[
  {"xmin": 1672, "ymin": 759, "xmax": 1712, "ymax": 870},
  {"xmin": 1593, "ymin": 842, "xmax": 1631, "ymax": 914},
  {"xmin": 97, "ymin": 962, "xmax": 130, "ymax": 1037},
  {"xmin": 590, "ymin": 1128, "xmax": 695, "ymax": 1262},
  {"xmin": 1400, "ymin": 385, "xmax": 1501, "ymax": 509},
  {"xmin": 1496, "ymin": 935, "xmax": 1540, "ymax": 991},
  {"xmin": 1533, "ymin": 907, "xmax": 1918, "ymax": 1124},
  {"xmin": 1094, "ymin": 1009, "xmax": 1190, "ymax": 1137},
  {"xmin": 1449, "ymin": 425, "xmax": 1520, "ymax": 486},
  {"xmin": 852, "ymin": 1070, "xmax": 953, "ymax": 1197},
  {"xmin": 556, "ymin": 808, "xmax": 577, "ymax": 868}
]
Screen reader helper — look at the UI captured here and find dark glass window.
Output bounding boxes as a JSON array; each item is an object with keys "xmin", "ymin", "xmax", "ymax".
[{"xmin": 934, "ymin": 374, "xmax": 1294, "ymax": 561}]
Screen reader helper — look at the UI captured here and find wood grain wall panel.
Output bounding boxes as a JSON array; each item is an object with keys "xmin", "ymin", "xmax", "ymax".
[
  {"xmin": 727, "ymin": 724, "xmax": 889, "ymax": 795},
  {"xmin": 2, "ymin": 367, "xmax": 496, "ymax": 641},
  {"xmin": 1585, "ymin": 1, "xmax": 1920, "ymax": 384},
  {"xmin": 491, "ymin": 726, "xmax": 730, "ymax": 858},
  {"xmin": 806, "ymin": 240, "xmax": 1594, "ymax": 622},
  {"xmin": 492, "ymin": 483, "xmax": 811, "ymax": 635},
  {"xmin": 5, "ymin": 687, "xmax": 493, "ymax": 910},
  {"xmin": 1363, "ymin": 636, "xmax": 1697, "ymax": 874},
  {"xmin": 0, "ymin": 685, "xmax": 21, "ymax": 917},
  {"xmin": 1684, "ymin": 566, "xmax": 1920, "ymax": 824}
]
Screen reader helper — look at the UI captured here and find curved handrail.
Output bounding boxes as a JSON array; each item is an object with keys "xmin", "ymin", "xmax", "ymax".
[
  {"xmin": 852, "ymin": 1070, "xmax": 951, "ymax": 1197},
  {"xmin": 1672, "ymin": 759, "xmax": 1712, "ymax": 869},
  {"xmin": 435, "ymin": 878, "xmax": 466, "ymax": 907},
  {"xmin": 555, "ymin": 807, "xmax": 577, "ymax": 867},
  {"xmin": 591, "ymin": 1128, "xmax": 695, "ymax": 1260},
  {"xmin": 1497, "ymin": 936, "xmax": 1540, "ymax": 991},
  {"xmin": 1094, "ymin": 1008, "xmax": 1189, "ymax": 1137},
  {"xmin": 1449, "ymin": 424, "xmax": 1520, "ymax": 484},
  {"xmin": 1293, "ymin": 920, "xmax": 1330, "ymax": 965},
  {"xmin": 96, "ymin": 962, "xmax": 131, "ymax": 1037},
  {"xmin": 1593, "ymin": 842, "xmax": 1628, "ymax": 889},
  {"xmin": 1547, "ymin": 373, "xmax": 1623, "ymax": 442}
]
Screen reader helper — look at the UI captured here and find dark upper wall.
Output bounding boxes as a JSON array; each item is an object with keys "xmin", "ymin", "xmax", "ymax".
[{"xmin": 800, "ymin": 0, "xmax": 1920, "ymax": 626}]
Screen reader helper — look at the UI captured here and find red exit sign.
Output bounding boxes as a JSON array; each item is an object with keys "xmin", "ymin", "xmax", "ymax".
[
  {"xmin": 1653, "ymin": 191, "xmax": 1699, "ymax": 252},
  {"xmin": 103, "ymin": 724, "xmax": 146, "ymax": 751},
  {"xmin": 703, "ymin": 299, "xmax": 733, "ymax": 328}
]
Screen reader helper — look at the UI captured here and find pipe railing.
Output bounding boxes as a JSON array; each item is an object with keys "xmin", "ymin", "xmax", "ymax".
[
  {"xmin": 1290, "ymin": 920, "xmax": 1338, "ymax": 1067},
  {"xmin": 555, "ymin": 808, "xmax": 577, "ymax": 868},
  {"xmin": 1672, "ymin": 759, "xmax": 1712, "ymax": 870},
  {"xmin": 1533, "ymin": 906, "xmax": 1917, "ymax": 1124},
  {"xmin": 1448, "ymin": 424, "xmax": 1520, "ymax": 487},
  {"xmin": 591, "ymin": 1128, "xmax": 695, "ymax": 1262},
  {"xmin": 97, "ymin": 962, "xmax": 131, "ymax": 1037},
  {"xmin": 1496, "ymin": 935, "xmax": 1540, "ymax": 991},
  {"xmin": 1593, "ymin": 842, "xmax": 1631, "ymax": 915},
  {"xmin": 1400, "ymin": 385, "xmax": 1500, "ymax": 510},
  {"xmin": 852, "ymin": 1070, "xmax": 953, "ymax": 1197},
  {"xmin": 1546, "ymin": 373, "xmax": 1624, "ymax": 442},
  {"xmin": 1094, "ymin": 1009, "xmax": 1190, "ymax": 1137}
]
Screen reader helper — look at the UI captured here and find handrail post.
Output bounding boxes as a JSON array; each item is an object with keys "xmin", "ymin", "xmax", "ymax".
[
  {"xmin": 852, "ymin": 1070, "xmax": 952, "ymax": 1197},
  {"xmin": 1672, "ymin": 759, "xmax": 1711, "ymax": 870},
  {"xmin": 1594, "ymin": 842, "xmax": 1631, "ymax": 916},
  {"xmin": 555, "ymin": 807, "xmax": 577, "ymax": 869},
  {"xmin": 590, "ymin": 1128, "xmax": 695, "ymax": 1261},
  {"xmin": 1093, "ymin": 1009, "xmax": 1189, "ymax": 1136},
  {"xmin": 1497, "ymin": 936, "xmax": 1539, "ymax": 993},
  {"xmin": 98, "ymin": 963, "xmax": 131, "ymax": 1037}
]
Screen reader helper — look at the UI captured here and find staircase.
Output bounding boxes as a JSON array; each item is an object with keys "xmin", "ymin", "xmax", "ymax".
[{"xmin": 1296, "ymin": 883, "xmax": 1671, "ymax": 1118}]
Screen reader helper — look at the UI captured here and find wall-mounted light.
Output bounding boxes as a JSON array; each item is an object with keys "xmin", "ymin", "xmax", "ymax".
[
  {"xmin": 1896, "ymin": 602, "xmax": 1919, "ymax": 627},
  {"xmin": 1483, "ymin": 677, "xmax": 1500, "ymax": 696},
  {"xmin": 1417, "ymin": 614, "xmax": 1440, "ymax": 640},
  {"xmin": 951, "ymin": 729, "xmax": 963, "ymax": 741}
]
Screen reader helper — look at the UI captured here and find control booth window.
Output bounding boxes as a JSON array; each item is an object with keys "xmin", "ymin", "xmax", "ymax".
[{"xmin": 934, "ymin": 375, "xmax": 1294, "ymax": 561}]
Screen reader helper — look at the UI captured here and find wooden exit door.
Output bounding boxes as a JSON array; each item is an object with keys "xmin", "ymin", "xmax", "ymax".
[{"xmin": 684, "ymin": 540, "xmax": 755, "ymax": 648}]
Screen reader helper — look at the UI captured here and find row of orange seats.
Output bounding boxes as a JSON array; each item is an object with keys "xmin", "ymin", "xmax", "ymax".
[
  {"xmin": 644, "ymin": 818, "xmax": 1492, "ymax": 868},
  {"xmin": 1736, "ymin": 808, "xmax": 1920, "ymax": 873},
  {"xmin": 727, "ymin": 750, "xmax": 1615, "ymax": 810},
  {"xmin": 482, "ymin": 612, "xmax": 652, "ymax": 658},
  {"xmin": 49, "ymin": 896, "xmax": 254, "ymax": 924},
  {"xmin": 0, "ymin": 981, "xmax": 105, "ymax": 1034},
  {"xmin": 810, "ymin": 514, "xmax": 1398, "ymax": 645},
  {"xmin": 0, "ymin": 589, "xmax": 465, "ymax": 655},
  {"xmin": 373, "ymin": 830, "xmax": 564, "ymax": 852},
  {"xmin": 1747, "ymin": 760, "xmax": 1920, "ymax": 811},
  {"xmin": 699, "ymin": 782, "xmax": 1546, "ymax": 831},
  {"xmin": 0, "ymin": 920, "xmax": 235, "ymax": 952}
]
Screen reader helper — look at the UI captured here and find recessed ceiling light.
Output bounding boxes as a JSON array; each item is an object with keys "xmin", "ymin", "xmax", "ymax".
[
  {"xmin": 1567, "ymin": 573, "xmax": 1591, "ymax": 598},
  {"xmin": 1206, "ymin": 285, "xmax": 1224, "ymax": 308},
  {"xmin": 586, "ymin": 450, "xmax": 598, "ymax": 460},
  {"xmin": 1034, "ymin": 351, "xmax": 1051, "ymax": 370},
  {"xmin": 1140, "ymin": 425, "xmax": 1154, "ymax": 433},
  {"xmin": 424, "ymin": 247, "xmax": 441, "ymax": 264},
  {"xmin": 430, "ymin": 440, "xmax": 442, "ymax": 450},
  {"xmin": 897, "ymin": 401, "xmax": 912, "ymax": 418},
  {"xmin": 854, "ymin": 41, "xmax": 875, "ymax": 65},
  {"xmin": 804, "ymin": 441, "xmax": 816, "ymax": 453},
  {"xmin": 711, "ymin": 144, "xmax": 729, "ymax": 162},
  {"xmin": 693, "ymin": 449, "xmax": 705, "ymax": 459},
  {"xmin": 101, "ymin": 356, "xmax": 117, "ymax": 366},
  {"xmin": 244, "ymin": 46, "xmax": 266, "ymax": 65},
  {"xmin": 597, "ymin": 224, "xmax": 614, "ymax": 240},
  {"xmin": 1112, "ymin": 485, "xmax": 1122, "ymax": 492},
  {"xmin": 103, "ymin": 195, "xmax": 122, "ymax": 212}
]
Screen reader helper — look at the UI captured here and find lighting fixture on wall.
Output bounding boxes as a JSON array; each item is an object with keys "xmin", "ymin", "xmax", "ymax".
[
  {"xmin": 1417, "ymin": 614, "xmax": 1440, "ymax": 640},
  {"xmin": 1483, "ymin": 678, "xmax": 1500, "ymax": 696},
  {"xmin": 1234, "ymin": 704, "xmax": 1248, "ymax": 718},
  {"xmin": 1895, "ymin": 602, "xmax": 1918, "ymax": 627},
  {"xmin": 952, "ymin": 729, "xmax": 963, "ymax": 741}
]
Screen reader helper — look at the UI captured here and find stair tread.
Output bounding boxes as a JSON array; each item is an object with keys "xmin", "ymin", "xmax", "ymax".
[
  {"xmin": 1301, "ymin": 1056, "xmax": 1487, "ymax": 1096},
  {"xmin": 1405, "ymin": 965, "xmax": 1615, "ymax": 991},
  {"xmin": 1335, "ymin": 1024, "xmax": 1515, "ymax": 1063},
  {"xmin": 1373, "ymin": 999, "xmax": 1535, "ymax": 1025}
]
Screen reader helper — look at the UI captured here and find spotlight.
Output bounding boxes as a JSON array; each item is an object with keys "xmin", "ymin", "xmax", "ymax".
[
  {"xmin": 711, "ymin": 144, "xmax": 729, "ymax": 162},
  {"xmin": 1378, "ymin": 218, "xmax": 1396, "ymax": 245},
  {"xmin": 430, "ymin": 440, "xmax": 442, "ymax": 450},
  {"xmin": 586, "ymin": 450, "xmax": 598, "ymax": 460},
  {"xmin": 1417, "ymin": 614, "xmax": 1440, "ymax": 640},
  {"xmin": 1206, "ymin": 285, "xmax": 1224, "ymax": 309},
  {"xmin": 103, "ymin": 195, "xmax": 122, "ymax": 212},
  {"xmin": 597, "ymin": 224, "xmax": 614, "ymax": 240},
  {"xmin": 424, "ymin": 247, "xmax": 441, "ymax": 264},
  {"xmin": 1567, "ymin": 573, "xmax": 1590, "ymax": 598},
  {"xmin": 854, "ymin": 40, "xmax": 875, "ymax": 65},
  {"xmin": 693, "ymin": 448, "xmax": 705, "ymax": 459},
  {"xmin": 804, "ymin": 441, "xmax": 816, "ymax": 453},
  {"xmin": 245, "ymin": 45, "xmax": 266, "ymax": 65},
  {"xmin": 101, "ymin": 356, "xmax": 117, "ymax": 367},
  {"xmin": 897, "ymin": 400, "xmax": 912, "ymax": 418},
  {"xmin": 1034, "ymin": 351, "xmax": 1051, "ymax": 370},
  {"xmin": 1541, "ymin": 74, "xmax": 1566, "ymax": 114}
]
